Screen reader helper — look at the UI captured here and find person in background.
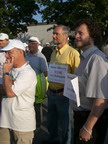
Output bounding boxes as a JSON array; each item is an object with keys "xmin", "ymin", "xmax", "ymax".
[
  {"xmin": 26, "ymin": 36, "xmax": 48, "ymax": 134},
  {"xmin": 41, "ymin": 25, "xmax": 80, "ymax": 144},
  {"xmin": 72, "ymin": 19, "xmax": 108, "ymax": 144},
  {"xmin": 0, "ymin": 33, "xmax": 9, "ymax": 112},
  {"xmin": 23, "ymin": 42, "xmax": 29, "ymax": 53},
  {"xmin": 102, "ymin": 41, "xmax": 108, "ymax": 56},
  {"xmin": 0, "ymin": 33, "xmax": 9, "ymax": 48},
  {"xmin": 0, "ymin": 39, "xmax": 36, "ymax": 144},
  {"xmin": 38, "ymin": 43, "xmax": 43, "ymax": 52},
  {"xmin": 42, "ymin": 42, "xmax": 53, "ymax": 63}
]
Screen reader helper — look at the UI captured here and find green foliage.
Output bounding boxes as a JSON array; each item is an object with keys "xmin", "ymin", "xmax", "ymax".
[
  {"xmin": 38, "ymin": 0, "xmax": 108, "ymax": 42},
  {"xmin": 0, "ymin": 0, "xmax": 39, "ymax": 38}
]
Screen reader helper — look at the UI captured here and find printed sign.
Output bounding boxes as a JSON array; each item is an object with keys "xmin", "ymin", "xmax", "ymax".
[{"xmin": 48, "ymin": 64, "xmax": 68, "ymax": 84}]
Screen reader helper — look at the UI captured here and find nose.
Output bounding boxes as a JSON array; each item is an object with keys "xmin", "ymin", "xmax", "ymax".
[
  {"xmin": 75, "ymin": 32, "xmax": 80, "ymax": 39},
  {"xmin": 52, "ymin": 33, "xmax": 56, "ymax": 39}
]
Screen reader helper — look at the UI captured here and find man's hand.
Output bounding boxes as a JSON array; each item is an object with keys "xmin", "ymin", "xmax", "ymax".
[
  {"xmin": 3, "ymin": 57, "xmax": 14, "ymax": 73},
  {"xmin": 79, "ymin": 126, "xmax": 92, "ymax": 142}
]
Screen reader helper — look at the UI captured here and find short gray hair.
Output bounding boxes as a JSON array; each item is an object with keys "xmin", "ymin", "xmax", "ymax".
[{"xmin": 55, "ymin": 25, "xmax": 70, "ymax": 35}]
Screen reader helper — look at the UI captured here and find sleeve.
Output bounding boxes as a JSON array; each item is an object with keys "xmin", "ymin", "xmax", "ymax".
[
  {"xmin": 86, "ymin": 55, "xmax": 108, "ymax": 99},
  {"xmin": 12, "ymin": 69, "xmax": 36, "ymax": 96},
  {"xmin": 40, "ymin": 56, "xmax": 48, "ymax": 73}
]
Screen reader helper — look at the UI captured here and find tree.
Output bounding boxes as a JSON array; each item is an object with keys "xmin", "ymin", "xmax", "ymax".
[
  {"xmin": 0, "ymin": 0, "xmax": 39, "ymax": 38},
  {"xmin": 38, "ymin": 0, "xmax": 108, "ymax": 42}
]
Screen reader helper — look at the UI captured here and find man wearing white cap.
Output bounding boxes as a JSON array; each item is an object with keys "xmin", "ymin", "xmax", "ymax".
[
  {"xmin": 0, "ymin": 33, "xmax": 9, "ymax": 112},
  {"xmin": 0, "ymin": 32, "xmax": 9, "ymax": 48},
  {"xmin": 0, "ymin": 39, "xmax": 37, "ymax": 144},
  {"xmin": 0, "ymin": 32, "xmax": 9, "ymax": 76},
  {"xmin": 29, "ymin": 36, "xmax": 43, "ymax": 52},
  {"xmin": 26, "ymin": 36, "xmax": 48, "ymax": 134}
]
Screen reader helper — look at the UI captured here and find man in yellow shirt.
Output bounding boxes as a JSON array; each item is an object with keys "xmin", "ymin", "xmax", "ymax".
[{"xmin": 41, "ymin": 25, "xmax": 80, "ymax": 144}]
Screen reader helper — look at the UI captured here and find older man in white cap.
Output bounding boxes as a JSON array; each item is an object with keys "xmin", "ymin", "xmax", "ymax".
[
  {"xmin": 0, "ymin": 32, "xmax": 9, "ymax": 72},
  {"xmin": 0, "ymin": 39, "xmax": 37, "ymax": 144},
  {"xmin": 26, "ymin": 36, "xmax": 48, "ymax": 134},
  {"xmin": 0, "ymin": 33, "xmax": 9, "ymax": 48},
  {"xmin": 0, "ymin": 33, "xmax": 9, "ymax": 112},
  {"xmin": 29, "ymin": 36, "xmax": 43, "ymax": 52}
]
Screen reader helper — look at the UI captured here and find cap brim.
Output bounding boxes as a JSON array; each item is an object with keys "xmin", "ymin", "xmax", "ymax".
[{"xmin": 0, "ymin": 46, "xmax": 14, "ymax": 51}]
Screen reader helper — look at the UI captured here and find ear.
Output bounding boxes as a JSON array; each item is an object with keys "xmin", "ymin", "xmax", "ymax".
[{"xmin": 19, "ymin": 50, "xmax": 24, "ymax": 55}]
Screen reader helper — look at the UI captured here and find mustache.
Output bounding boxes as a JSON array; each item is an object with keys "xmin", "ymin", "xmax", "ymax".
[{"xmin": 75, "ymin": 39, "xmax": 81, "ymax": 42}]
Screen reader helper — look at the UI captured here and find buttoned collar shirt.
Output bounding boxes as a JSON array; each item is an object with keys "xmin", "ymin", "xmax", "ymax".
[
  {"xmin": 49, "ymin": 44, "xmax": 80, "ymax": 90},
  {"xmin": 72, "ymin": 45, "xmax": 108, "ymax": 111}
]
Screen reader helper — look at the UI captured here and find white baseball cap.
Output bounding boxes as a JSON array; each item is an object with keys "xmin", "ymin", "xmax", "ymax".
[
  {"xmin": 0, "ymin": 33, "xmax": 9, "ymax": 40},
  {"xmin": 1, "ymin": 39, "xmax": 25, "ymax": 51},
  {"xmin": 46, "ymin": 42, "xmax": 50, "ymax": 45},
  {"xmin": 29, "ymin": 36, "xmax": 40, "ymax": 44}
]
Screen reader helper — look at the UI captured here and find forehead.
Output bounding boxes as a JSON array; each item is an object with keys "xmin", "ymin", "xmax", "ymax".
[
  {"xmin": 0, "ymin": 39, "xmax": 7, "ymax": 42},
  {"xmin": 6, "ymin": 48, "xmax": 18, "ymax": 53},
  {"xmin": 75, "ymin": 24, "xmax": 89, "ymax": 33},
  {"xmin": 28, "ymin": 41, "xmax": 38, "ymax": 44},
  {"xmin": 53, "ymin": 27, "xmax": 63, "ymax": 34}
]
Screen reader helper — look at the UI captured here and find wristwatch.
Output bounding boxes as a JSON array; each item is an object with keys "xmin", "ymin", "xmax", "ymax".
[{"xmin": 3, "ymin": 72, "xmax": 10, "ymax": 76}]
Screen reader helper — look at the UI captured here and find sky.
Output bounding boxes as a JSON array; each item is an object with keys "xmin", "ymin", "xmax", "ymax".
[
  {"xmin": 33, "ymin": 13, "xmax": 42, "ymax": 23},
  {"xmin": 33, "ymin": 0, "xmax": 68, "ymax": 23}
]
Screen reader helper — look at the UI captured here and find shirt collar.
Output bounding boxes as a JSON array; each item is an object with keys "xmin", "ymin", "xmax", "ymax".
[
  {"xmin": 34, "ymin": 51, "xmax": 39, "ymax": 56},
  {"xmin": 56, "ymin": 44, "xmax": 69, "ymax": 55},
  {"xmin": 13, "ymin": 62, "xmax": 28, "ymax": 71},
  {"xmin": 81, "ymin": 45, "xmax": 98, "ymax": 58}
]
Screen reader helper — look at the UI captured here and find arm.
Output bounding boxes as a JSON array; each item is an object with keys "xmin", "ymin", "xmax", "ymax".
[
  {"xmin": 40, "ymin": 55, "xmax": 48, "ymax": 77},
  {"xmin": 3, "ymin": 74, "xmax": 15, "ymax": 98},
  {"xmin": 79, "ymin": 56, "xmax": 108, "ymax": 141},
  {"xmin": 79, "ymin": 98, "xmax": 107, "ymax": 141}
]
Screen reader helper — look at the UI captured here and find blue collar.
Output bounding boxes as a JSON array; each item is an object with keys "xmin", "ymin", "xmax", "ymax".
[{"xmin": 81, "ymin": 46, "xmax": 98, "ymax": 58}]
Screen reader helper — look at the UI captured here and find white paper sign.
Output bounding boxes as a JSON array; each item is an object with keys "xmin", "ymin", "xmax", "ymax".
[
  {"xmin": 63, "ymin": 73, "xmax": 80, "ymax": 107},
  {"xmin": 48, "ymin": 64, "xmax": 68, "ymax": 84}
]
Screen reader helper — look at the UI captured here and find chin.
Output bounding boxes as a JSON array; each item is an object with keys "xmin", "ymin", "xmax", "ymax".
[
  {"xmin": 75, "ymin": 42, "xmax": 83, "ymax": 48},
  {"xmin": 53, "ymin": 40, "xmax": 58, "ymax": 44},
  {"xmin": 76, "ymin": 44, "xmax": 81, "ymax": 48}
]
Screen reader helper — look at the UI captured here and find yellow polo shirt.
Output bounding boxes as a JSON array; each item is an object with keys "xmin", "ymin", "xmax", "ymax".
[{"xmin": 49, "ymin": 44, "xmax": 80, "ymax": 90}]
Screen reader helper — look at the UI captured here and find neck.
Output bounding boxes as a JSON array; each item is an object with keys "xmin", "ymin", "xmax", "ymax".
[
  {"xmin": 57, "ymin": 42, "xmax": 67, "ymax": 49},
  {"xmin": 13, "ymin": 59, "xmax": 27, "ymax": 68},
  {"xmin": 30, "ymin": 49, "xmax": 38, "ymax": 55},
  {"xmin": 81, "ymin": 44, "xmax": 94, "ymax": 52}
]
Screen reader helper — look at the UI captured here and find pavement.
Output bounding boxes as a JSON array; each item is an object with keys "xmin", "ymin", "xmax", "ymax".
[
  {"xmin": 32, "ymin": 98, "xmax": 108, "ymax": 144},
  {"xmin": 33, "ymin": 98, "xmax": 49, "ymax": 144}
]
